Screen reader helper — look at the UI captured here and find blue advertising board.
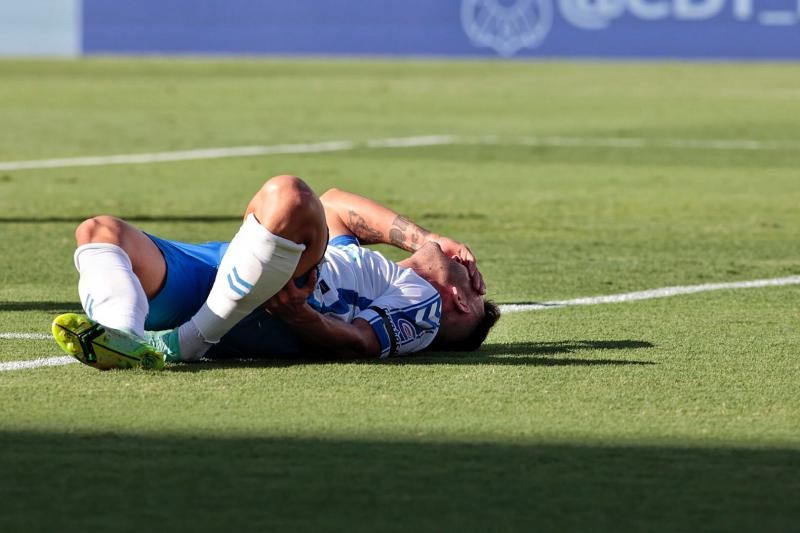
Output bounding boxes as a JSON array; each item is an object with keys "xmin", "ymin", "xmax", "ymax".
[{"xmin": 4, "ymin": 0, "xmax": 800, "ymax": 59}]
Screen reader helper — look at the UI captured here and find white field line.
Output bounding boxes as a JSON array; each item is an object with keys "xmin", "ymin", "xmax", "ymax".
[
  {"xmin": 503, "ymin": 136, "xmax": 800, "ymax": 151},
  {"xmin": 364, "ymin": 135, "xmax": 457, "ymax": 148},
  {"xmin": 499, "ymin": 275, "xmax": 800, "ymax": 314},
  {"xmin": 0, "ymin": 140, "xmax": 358, "ymax": 171},
  {"xmin": 1, "ymin": 134, "xmax": 799, "ymax": 172},
  {"xmin": 0, "ymin": 333, "xmax": 51, "ymax": 340},
  {"xmin": 0, "ymin": 356, "xmax": 76, "ymax": 372},
  {"xmin": 2, "ymin": 274, "xmax": 799, "ymax": 372}
]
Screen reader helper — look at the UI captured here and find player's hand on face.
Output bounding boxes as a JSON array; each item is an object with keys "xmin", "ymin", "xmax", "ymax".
[
  {"xmin": 264, "ymin": 269, "xmax": 318, "ymax": 320},
  {"xmin": 431, "ymin": 236, "xmax": 486, "ymax": 295}
]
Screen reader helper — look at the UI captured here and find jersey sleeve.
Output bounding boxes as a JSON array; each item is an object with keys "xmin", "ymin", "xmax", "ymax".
[{"xmin": 355, "ymin": 270, "xmax": 442, "ymax": 358}]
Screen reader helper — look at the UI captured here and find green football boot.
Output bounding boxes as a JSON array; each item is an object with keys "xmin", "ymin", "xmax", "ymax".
[{"xmin": 52, "ymin": 313, "xmax": 165, "ymax": 371}]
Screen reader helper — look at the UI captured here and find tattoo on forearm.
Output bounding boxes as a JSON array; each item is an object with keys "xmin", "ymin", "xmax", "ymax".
[
  {"xmin": 393, "ymin": 216, "xmax": 410, "ymax": 231},
  {"xmin": 390, "ymin": 215, "xmax": 430, "ymax": 251},
  {"xmin": 347, "ymin": 210, "xmax": 384, "ymax": 243},
  {"xmin": 389, "ymin": 228, "xmax": 405, "ymax": 248}
]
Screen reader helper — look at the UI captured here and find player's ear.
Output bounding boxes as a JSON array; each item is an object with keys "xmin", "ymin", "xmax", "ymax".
[{"xmin": 451, "ymin": 286, "xmax": 469, "ymax": 313}]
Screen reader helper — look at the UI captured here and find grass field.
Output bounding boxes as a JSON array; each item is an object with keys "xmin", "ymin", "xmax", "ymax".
[{"xmin": 1, "ymin": 59, "xmax": 799, "ymax": 532}]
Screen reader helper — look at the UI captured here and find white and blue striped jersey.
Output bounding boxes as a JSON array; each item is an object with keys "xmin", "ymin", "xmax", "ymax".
[{"xmin": 307, "ymin": 235, "xmax": 441, "ymax": 358}]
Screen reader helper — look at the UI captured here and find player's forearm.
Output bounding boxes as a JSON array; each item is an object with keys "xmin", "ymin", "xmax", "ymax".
[
  {"xmin": 280, "ymin": 304, "xmax": 380, "ymax": 359},
  {"xmin": 320, "ymin": 188, "xmax": 436, "ymax": 252}
]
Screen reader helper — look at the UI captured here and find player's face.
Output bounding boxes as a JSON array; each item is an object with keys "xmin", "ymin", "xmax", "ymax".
[
  {"xmin": 449, "ymin": 256, "xmax": 485, "ymax": 311},
  {"xmin": 415, "ymin": 242, "xmax": 485, "ymax": 318}
]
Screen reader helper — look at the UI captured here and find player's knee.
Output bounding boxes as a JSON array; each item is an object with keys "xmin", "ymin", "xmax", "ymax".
[
  {"xmin": 253, "ymin": 175, "xmax": 324, "ymax": 241},
  {"xmin": 74, "ymin": 216, "xmax": 125, "ymax": 246},
  {"xmin": 262, "ymin": 175, "xmax": 314, "ymax": 207}
]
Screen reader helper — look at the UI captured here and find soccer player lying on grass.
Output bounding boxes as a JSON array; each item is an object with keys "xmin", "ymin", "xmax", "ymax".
[{"xmin": 52, "ymin": 175, "xmax": 500, "ymax": 370}]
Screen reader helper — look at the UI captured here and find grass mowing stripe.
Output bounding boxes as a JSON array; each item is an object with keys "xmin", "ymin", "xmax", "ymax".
[{"xmin": 2, "ymin": 134, "xmax": 800, "ymax": 172}]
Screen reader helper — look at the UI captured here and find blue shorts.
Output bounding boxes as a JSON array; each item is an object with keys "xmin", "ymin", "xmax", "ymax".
[
  {"xmin": 144, "ymin": 235, "xmax": 228, "ymax": 331},
  {"xmin": 145, "ymin": 234, "xmax": 304, "ymax": 358}
]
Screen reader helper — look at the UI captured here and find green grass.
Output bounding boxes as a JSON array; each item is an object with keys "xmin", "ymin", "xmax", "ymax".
[{"xmin": 0, "ymin": 59, "xmax": 799, "ymax": 532}]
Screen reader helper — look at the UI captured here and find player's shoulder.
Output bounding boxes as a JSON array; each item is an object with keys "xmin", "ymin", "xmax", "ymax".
[{"xmin": 328, "ymin": 234, "xmax": 360, "ymax": 249}]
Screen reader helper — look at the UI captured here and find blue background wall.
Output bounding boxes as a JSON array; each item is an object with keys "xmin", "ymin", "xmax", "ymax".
[
  {"xmin": 82, "ymin": 1, "xmax": 470, "ymax": 56},
  {"xmin": 2, "ymin": 0, "xmax": 800, "ymax": 58}
]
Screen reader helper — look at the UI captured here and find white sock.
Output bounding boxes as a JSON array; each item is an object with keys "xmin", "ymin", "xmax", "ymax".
[
  {"xmin": 176, "ymin": 318, "xmax": 213, "ymax": 362},
  {"xmin": 179, "ymin": 214, "xmax": 305, "ymax": 359},
  {"xmin": 74, "ymin": 243, "xmax": 148, "ymax": 339}
]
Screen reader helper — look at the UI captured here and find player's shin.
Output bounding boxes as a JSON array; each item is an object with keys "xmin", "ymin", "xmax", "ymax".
[{"xmin": 180, "ymin": 214, "xmax": 305, "ymax": 360}]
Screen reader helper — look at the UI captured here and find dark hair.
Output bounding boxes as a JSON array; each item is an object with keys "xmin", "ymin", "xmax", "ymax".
[{"xmin": 444, "ymin": 300, "xmax": 501, "ymax": 352}]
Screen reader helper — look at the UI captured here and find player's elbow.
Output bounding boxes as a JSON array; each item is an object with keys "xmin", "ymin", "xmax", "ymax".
[
  {"xmin": 319, "ymin": 187, "xmax": 344, "ymax": 207},
  {"xmin": 337, "ymin": 320, "xmax": 381, "ymax": 359},
  {"xmin": 334, "ymin": 335, "xmax": 380, "ymax": 359},
  {"xmin": 359, "ymin": 336, "xmax": 382, "ymax": 359}
]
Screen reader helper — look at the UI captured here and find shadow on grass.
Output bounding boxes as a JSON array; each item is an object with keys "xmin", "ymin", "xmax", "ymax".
[
  {"xmin": 0, "ymin": 430, "xmax": 796, "ymax": 532},
  {"xmin": 397, "ymin": 340, "xmax": 656, "ymax": 366},
  {"xmin": 0, "ymin": 301, "xmax": 81, "ymax": 312},
  {"xmin": 481, "ymin": 339, "xmax": 653, "ymax": 356},
  {"xmin": 0, "ymin": 215, "xmax": 241, "ymax": 224},
  {"xmin": 171, "ymin": 340, "xmax": 655, "ymax": 372}
]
